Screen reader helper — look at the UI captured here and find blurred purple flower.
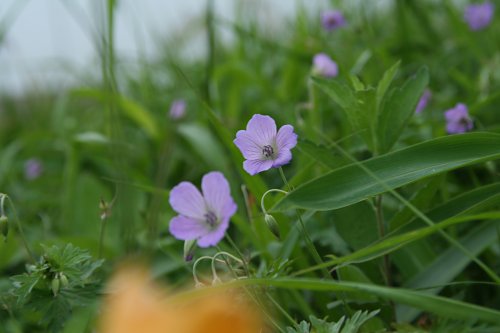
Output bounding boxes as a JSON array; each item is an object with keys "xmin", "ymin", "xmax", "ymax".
[
  {"xmin": 464, "ymin": 2, "xmax": 494, "ymax": 31},
  {"xmin": 24, "ymin": 158, "xmax": 43, "ymax": 180},
  {"xmin": 321, "ymin": 10, "xmax": 346, "ymax": 31},
  {"xmin": 415, "ymin": 89, "xmax": 432, "ymax": 114},
  {"xmin": 169, "ymin": 99, "xmax": 186, "ymax": 120},
  {"xmin": 313, "ymin": 53, "xmax": 338, "ymax": 78},
  {"xmin": 445, "ymin": 103, "xmax": 473, "ymax": 134},
  {"xmin": 234, "ymin": 114, "xmax": 298, "ymax": 175},
  {"xmin": 169, "ymin": 171, "xmax": 236, "ymax": 248}
]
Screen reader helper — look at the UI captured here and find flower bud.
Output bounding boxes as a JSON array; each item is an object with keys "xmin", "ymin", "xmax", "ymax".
[
  {"xmin": 99, "ymin": 198, "xmax": 112, "ymax": 220},
  {"xmin": 0, "ymin": 215, "xmax": 8, "ymax": 240},
  {"xmin": 183, "ymin": 239, "xmax": 197, "ymax": 262},
  {"xmin": 264, "ymin": 214, "xmax": 280, "ymax": 240},
  {"xmin": 26, "ymin": 264, "xmax": 37, "ymax": 273},
  {"xmin": 59, "ymin": 273, "xmax": 69, "ymax": 288},
  {"xmin": 51, "ymin": 277, "xmax": 60, "ymax": 296}
]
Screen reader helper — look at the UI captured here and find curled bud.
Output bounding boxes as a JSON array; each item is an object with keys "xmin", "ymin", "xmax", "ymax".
[
  {"xmin": 59, "ymin": 273, "xmax": 69, "ymax": 288},
  {"xmin": 183, "ymin": 239, "xmax": 197, "ymax": 262},
  {"xmin": 264, "ymin": 214, "xmax": 280, "ymax": 240},
  {"xmin": 51, "ymin": 277, "xmax": 60, "ymax": 296},
  {"xmin": 0, "ymin": 215, "xmax": 8, "ymax": 240}
]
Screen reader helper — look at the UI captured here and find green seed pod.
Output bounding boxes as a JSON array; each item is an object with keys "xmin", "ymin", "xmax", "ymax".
[
  {"xmin": 183, "ymin": 239, "xmax": 197, "ymax": 262},
  {"xmin": 59, "ymin": 273, "xmax": 69, "ymax": 288},
  {"xmin": 51, "ymin": 277, "xmax": 60, "ymax": 296},
  {"xmin": 264, "ymin": 214, "xmax": 280, "ymax": 240},
  {"xmin": 0, "ymin": 215, "xmax": 8, "ymax": 239}
]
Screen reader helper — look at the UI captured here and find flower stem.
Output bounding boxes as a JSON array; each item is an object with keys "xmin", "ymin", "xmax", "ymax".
[
  {"xmin": 260, "ymin": 189, "xmax": 288, "ymax": 215},
  {"xmin": 225, "ymin": 234, "xmax": 250, "ymax": 276},
  {"xmin": 278, "ymin": 167, "xmax": 291, "ymax": 191},
  {"xmin": 277, "ymin": 169, "xmax": 331, "ymax": 279},
  {"xmin": 375, "ymin": 195, "xmax": 392, "ymax": 287},
  {"xmin": 3, "ymin": 195, "xmax": 35, "ymax": 262},
  {"xmin": 98, "ymin": 218, "xmax": 107, "ymax": 259}
]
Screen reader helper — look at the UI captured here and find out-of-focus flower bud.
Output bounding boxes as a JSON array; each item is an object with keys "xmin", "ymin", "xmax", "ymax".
[
  {"xmin": 264, "ymin": 214, "xmax": 280, "ymax": 240},
  {"xmin": 184, "ymin": 239, "xmax": 197, "ymax": 262},
  {"xmin": 60, "ymin": 273, "xmax": 69, "ymax": 288},
  {"xmin": 0, "ymin": 215, "xmax": 8, "ymax": 239},
  {"xmin": 52, "ymin": 276, "xmax": 60, "ymax": 296}
]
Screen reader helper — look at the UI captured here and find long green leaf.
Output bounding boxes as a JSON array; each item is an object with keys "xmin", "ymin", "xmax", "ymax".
[
  {"xmin": 274, "ymin": 132, "xmax": 500, "ymax": 211},
  {"xmin": 397, "ymin": 221, "xmax": 500, "ymax": 322},
  {"xmin": 297, "ymin": 213, "xmax": 500, "ymax": 276},
  {"xmin": 238, "ymin": 278, "xmax": 500, "ymax": 324}
]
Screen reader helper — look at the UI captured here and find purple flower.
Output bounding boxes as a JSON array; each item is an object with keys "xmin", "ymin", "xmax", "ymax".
[
  {"xmin": 234, "ymin": 114, "xmax": 298, "ymax": 175},
  {"xmin": 445, "ymin": 103, "xmax": 474, "ymax": 134},
  {"xmin": 24, "ymin": 158, "xmax": 43, "ymax": 180},
  {"xmin": 464, "ymin": 2, "xmax": 494, "ymax": 31},
  {"xmin": 312, "ymin": 53, "xmax": 338, "ymax": 78},
  {"xmin": 168, "ymin": 171, "xmax": 236, "ymax": 248},
  {"xmin": 169, "ymin": 99, "xmax": 186, "ymax": 120},
  {"xmin": 415, "ymin": 89, "xmax": 432, "ymax": 114},
  {"xmin": 321, "ymin": 10, "xmax": 346, "ymax": 31}
]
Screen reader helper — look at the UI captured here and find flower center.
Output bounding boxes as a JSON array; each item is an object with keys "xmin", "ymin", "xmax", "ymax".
[
  {"xmin": 204, "ymin": 211, "xmax": 218, "ymax": 227},
  {"xmin": 262, "ymin": 145, "xmax": 274, "ymax": 158},
  {"xmin": 327, "ymin": 17, "xmax": 338, "ymax": 25}
]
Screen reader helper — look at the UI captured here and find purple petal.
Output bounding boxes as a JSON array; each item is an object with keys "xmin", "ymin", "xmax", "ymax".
[
  {"xmin": 313, "ymin": 53, "xmax": 338, "ymax": 78},
  {"xmin": 201, "ymin": 171, "xmax": 237, "ymax": 220},
  {"xmin": 243, "ymin": 159, "xmax": 274, "ymax": 175},
  {"xmin": 169, "ymin": 99, "xmax": 186, "ymax": 120},
  {"xmin": 415, "ymin": 90, "xmax": 431, "ymax": 114},
  {"xmin": 196, "ymin": 219, "xmax": 229, "ymax": 248},
  {"xmin": 234, "ymin": 130, "xmax": 264, "ymax": 160},
  {"xmin": 272, "ymin": 149, "xmax": 292, "ymax": 168},
  {"xmin": 321, "ymin": 10, "xmax": 346, "ymax": 31},
  {"xmin": 169, "ymin": 215, "xmax": 209, "ymax": 241},
  {"xmin": 464, "ymin": 2, "xmax": 494, "ymax": 31},
  {"xmin": 169, "ymin": 181, "xmax": 206, "ymax": 219},
  {"xmin": 276, "ymin": 125, "xmax": 298, "ymax": 151},
  {"xmin": 245, "ymin": 114, "xmax": 277, "ymax": 146},
  {"xmin": 24, "ymin": 158, "xmax": 43, "ymax": 180},
  {"xmin": 445, "ymin": 103, "xmax": 469, "ymax": 121}
]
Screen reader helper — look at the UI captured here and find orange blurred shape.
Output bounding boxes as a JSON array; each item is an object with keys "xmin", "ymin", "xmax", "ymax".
[{"xmin": 99, "ymin": 266, "xmax": 264, "ymax": 333}]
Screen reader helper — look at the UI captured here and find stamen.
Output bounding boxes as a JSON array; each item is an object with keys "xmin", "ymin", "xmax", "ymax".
[
  {"xmin": 204, "ymin": 211, "xmax": 217, "ymax": 227},
  {"xmin": 262, "ymin": 145, "xmax": 274, "ymax": 158}
]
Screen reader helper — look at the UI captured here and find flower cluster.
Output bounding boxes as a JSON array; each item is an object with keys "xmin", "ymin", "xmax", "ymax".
[{"xmin": 168, "ymin": 114, "xmax": 297, "ymax": 249}]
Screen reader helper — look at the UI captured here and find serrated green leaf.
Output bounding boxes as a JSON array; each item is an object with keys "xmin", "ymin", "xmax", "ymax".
[
  {"xmin": 376, "ymin": 60, "xmax": 400, "ymax": 110},
  {"xmin": 376, "ymin": 67, "xmax": 429, "ymax": 153}
]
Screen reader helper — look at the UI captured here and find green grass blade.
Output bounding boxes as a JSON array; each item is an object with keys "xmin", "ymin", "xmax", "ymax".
[{"xmin": 237, "ymin": 278, "xmax": 500, "ymax": 324}]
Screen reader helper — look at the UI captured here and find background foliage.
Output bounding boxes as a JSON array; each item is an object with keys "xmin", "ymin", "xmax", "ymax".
[{"xmin": 1, "ymin": 0, "xmax": 500, "ymax": 332}]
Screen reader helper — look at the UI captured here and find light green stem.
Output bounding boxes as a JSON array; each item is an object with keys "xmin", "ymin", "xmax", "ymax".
[{"xmin": 3, "ymin": 195, "xmax": 35, "ymax": 262}]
